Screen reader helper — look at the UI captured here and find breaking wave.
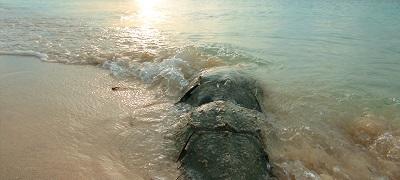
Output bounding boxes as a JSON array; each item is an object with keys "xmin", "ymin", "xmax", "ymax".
[
  {"xmin": 102, "ymin": 57, "xmax": 190, "ymax": 95},
  {"xmin": 0, "ymin": 50, "xmax": 49, "ymax": 61},
  {"xmin": 1, "ymin": 44, "xmax": 265, "ymax": 95},
  {"xmin": 97, "ymin": 44, "xmax": 265, "ymax": 95}
]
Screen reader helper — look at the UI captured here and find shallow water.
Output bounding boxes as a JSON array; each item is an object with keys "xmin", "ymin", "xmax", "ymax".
[
  {"xmin": 1, "ymin": 0, "xmax": 400, "ymax": 179},
  {"xmin": 0, "ymin": 56, "xmax": 180, "ymax": 179}
]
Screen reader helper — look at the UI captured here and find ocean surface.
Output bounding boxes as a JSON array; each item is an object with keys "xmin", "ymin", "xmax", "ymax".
[{"xmin": 1, "ymin": 0, "xmax": 400, "ymax": 179}]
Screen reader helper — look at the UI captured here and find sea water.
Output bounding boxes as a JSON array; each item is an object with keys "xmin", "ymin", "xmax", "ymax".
[{"xmin": 1, "ymin": 0, "xmax": 400, "ymax": 179}]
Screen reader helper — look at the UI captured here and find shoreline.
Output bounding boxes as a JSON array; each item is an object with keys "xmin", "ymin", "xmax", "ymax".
[{"xmin": 0, "ymin": 55, "xmax": 179, "ymax": 179}]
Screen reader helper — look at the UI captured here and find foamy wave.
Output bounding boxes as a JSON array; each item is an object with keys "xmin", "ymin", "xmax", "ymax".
[
  {"xmin": 0, "ymin": 50, "xmax": 49, "ymax": 61},
  {"xmin": 348, "ymin": 113, "xmax": 400, "ymax": 161},
  {"xmin": 97, "ymin": 45, "xmax": 267, "ymax": 96},
  {"xmin": 277, "ymin": 160, "xmax": 322, "ymax": 180},
  {"xmin": 103, "ymin": 57, "xmax": 190, "ymax": 94},
  {"xmin": 0, "ymin": 44, "xmax": 264, "ymax": 97},
  {"xmin": 370, "ymin": 132, "xmax": 400, "ymax": 161}
]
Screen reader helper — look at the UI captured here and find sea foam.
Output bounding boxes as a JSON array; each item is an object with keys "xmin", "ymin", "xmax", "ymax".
[{"xmin": 0, "ymin": 50, "xmax": 49, "ymax": 62}]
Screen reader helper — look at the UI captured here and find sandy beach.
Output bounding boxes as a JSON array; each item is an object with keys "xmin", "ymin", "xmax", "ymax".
[{"xmin": 0, "ymin": 55, "xmax": 179, "ymax": 179}]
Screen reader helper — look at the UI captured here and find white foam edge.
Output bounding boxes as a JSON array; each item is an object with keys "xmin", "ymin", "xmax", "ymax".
[{"xmin": 0, "ymin": 50, "xmax": 52, "ymax": 62}]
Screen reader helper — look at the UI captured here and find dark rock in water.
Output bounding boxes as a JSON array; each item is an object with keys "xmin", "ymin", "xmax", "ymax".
[
  {"xmin": 177, "ymin": 101, "xmax": 273, "ymax": 180},
  {"xmin": 175, "ymin": 68, "xmax": 274, "ymax": 180},
  {"xmin": 182, "ymin": 101, "xmax": 263, "ymax": 133},
  {"xmin": 178, "ymin": 68, "xmax": 263, "ymax": 112},
  {"xmin": 182, "ymin": 133, "xmax": 269, "ymax": 179}
]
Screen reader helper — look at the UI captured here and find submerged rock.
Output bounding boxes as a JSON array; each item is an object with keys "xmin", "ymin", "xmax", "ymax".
[
  {"xmin": 175, "ymin": 68, "xmax": 274, "ymax": 179},
  {"xmin": 178, "ymin": 68, "xmax": 263, "ymax": 112}
]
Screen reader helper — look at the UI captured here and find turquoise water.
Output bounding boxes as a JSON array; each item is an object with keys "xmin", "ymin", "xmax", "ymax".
[{"xmin": 1, "ymin": 0, "xmax": 400, "ymax": 179}]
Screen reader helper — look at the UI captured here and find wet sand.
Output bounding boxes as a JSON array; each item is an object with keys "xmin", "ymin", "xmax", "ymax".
[{"xmin": 0, "ymin": 55, "xmax": 179, "ymax": 179}]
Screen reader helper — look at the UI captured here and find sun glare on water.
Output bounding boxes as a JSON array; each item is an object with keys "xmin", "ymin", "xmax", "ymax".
[
  {"xmin": 120, "ymin": 0, "xmax": 166, "ymax": 27},
  {"xmin": 136, "ymin": 0, "xmax": 164, "ymax": 22}
]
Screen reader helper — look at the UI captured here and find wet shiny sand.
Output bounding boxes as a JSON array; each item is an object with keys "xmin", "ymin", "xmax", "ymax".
[{"xmin": 0, "ymin": 55, "xmax": 179, "ymax": 179}]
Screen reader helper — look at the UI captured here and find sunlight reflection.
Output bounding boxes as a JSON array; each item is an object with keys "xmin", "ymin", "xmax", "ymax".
[{"xmin": 136, "ymin": 0, "xmax": 164, "ymax": 24}]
